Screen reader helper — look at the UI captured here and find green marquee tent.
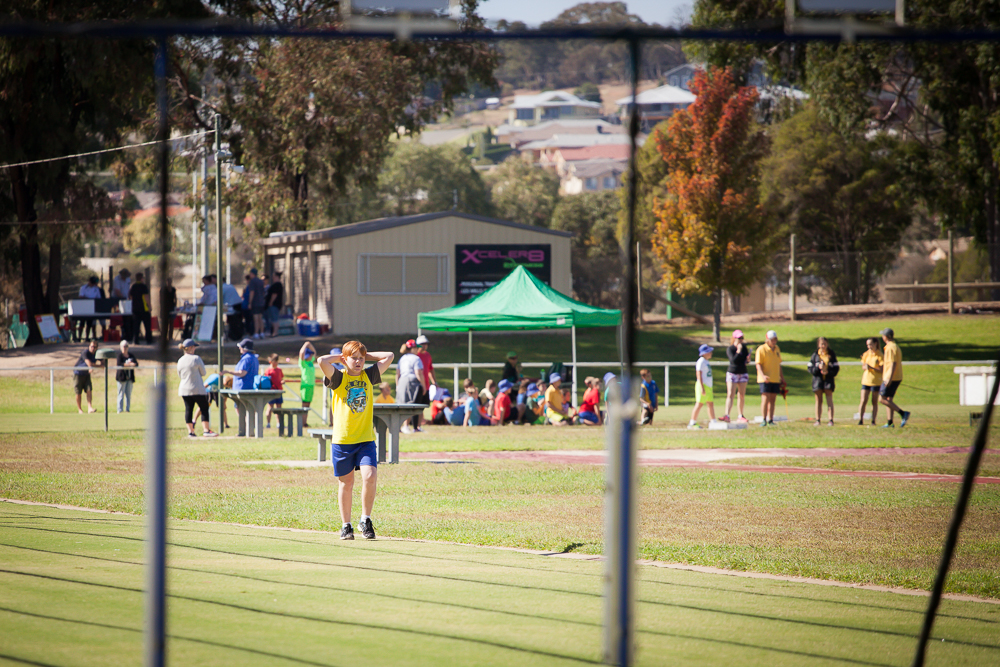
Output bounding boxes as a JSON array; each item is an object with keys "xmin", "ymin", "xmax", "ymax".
[{"xmin": 417, "ymin": 265, "xmax": 621, "ymax": 402}]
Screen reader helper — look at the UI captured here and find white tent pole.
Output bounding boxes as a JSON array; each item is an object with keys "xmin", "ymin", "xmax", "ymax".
[
  {"xmin": 571, "ymin": 324, "xmax": 578, "ymax": 407},
  {"xmin": 467, "ymin": 330, "xmax": 472, "ymax": 380}
]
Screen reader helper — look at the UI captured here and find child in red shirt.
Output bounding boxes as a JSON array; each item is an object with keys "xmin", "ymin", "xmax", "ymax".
[
  {"xmin": 493, "ymin": 379, "xmax": 514, "ymax": 424},
  {"xmin": 264, "ymin": 353, "xmax": 285, "ymax": 428}
]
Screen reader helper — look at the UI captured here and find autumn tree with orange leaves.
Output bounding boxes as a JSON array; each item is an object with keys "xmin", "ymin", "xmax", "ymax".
[{"xmin": 651, "ymin": 67, "xmax": 775, "ymax": 341}]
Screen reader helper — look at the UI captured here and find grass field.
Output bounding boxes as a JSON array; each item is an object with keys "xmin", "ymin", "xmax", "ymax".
[
  {"xmin": 1, "ymin": 502, "xmax": 999, "ymax": 667},
  {"xmin": 1, "ymin": 313, "xmax": 999, "ymax": 664}
]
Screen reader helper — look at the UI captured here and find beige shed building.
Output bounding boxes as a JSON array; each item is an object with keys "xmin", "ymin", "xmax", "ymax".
[{"xmin": 260, "ymin": 211, "xmax": 573, "ymax": 336}]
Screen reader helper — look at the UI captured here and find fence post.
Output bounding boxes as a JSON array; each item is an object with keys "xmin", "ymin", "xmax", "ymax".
[
  {"xmin": 663, "ymin": 364, "xmax": 669, "ymax": 407},
  {"xmin": 453, "ymin": 365, "xmax": 459, "ymax": 397},
  {"xmin": 153, "ymin": 368, "xmax": 157, "ymax": 387},
  {"xmin": 789, "ymin": 234, "xmax": 797, "ymax": 321},
  {"xmin": 948, "ymin": 230, "xmax": 955, "ymax": 314},
  {"xmin": 50, "ymin": 369, "xmax": 54, "ymax": 414}
]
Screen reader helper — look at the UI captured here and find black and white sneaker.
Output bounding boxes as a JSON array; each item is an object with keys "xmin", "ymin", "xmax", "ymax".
[
  {"xmin": 359, "ymin": 518, "xmax": 376, "ymax": 540},
  {"xmin": 340, "ymin": 524, "xmax": 354, "ymax": 540}
]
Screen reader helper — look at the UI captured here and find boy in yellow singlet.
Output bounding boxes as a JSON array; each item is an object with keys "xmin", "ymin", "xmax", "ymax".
[{"xmin": 318, "ymin": 341, "xmax": 394, "ymax": 540}]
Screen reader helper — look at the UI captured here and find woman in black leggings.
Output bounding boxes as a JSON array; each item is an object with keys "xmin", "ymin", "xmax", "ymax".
[{"xmin": 176, "ymin": 338, "xmax": 217, "ymax": 438}]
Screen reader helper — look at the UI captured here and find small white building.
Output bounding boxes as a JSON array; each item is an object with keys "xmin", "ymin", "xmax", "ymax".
[
  {"xmin": 561, "ymin": 159, "xmax": 628, "ymax": 195},
  {"xmin": 507, "ymin": 91, "xmax": 602, "ymax": 127}
]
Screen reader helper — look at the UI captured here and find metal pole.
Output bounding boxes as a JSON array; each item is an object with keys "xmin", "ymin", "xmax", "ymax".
[
  {"xmin": 225, "ymin": 170, "xmax": 232, "ymax": 286},
  {"xmin": 202, "ymin": 155, "xmax": 210, "ymax": 277},
  {"xmin": 105, "ymin": 364, "xmax": 109, "ymax": 432},
  {"xmin": 146, "ymin": 37, "xmax": 169, "ymax": 667},
  {"xmin": 664, "ymin": 364, "xmax": 669, "ymax": 407},
  {"xmin": 215, "ymin": 114, "xmax": 225, "ymax": 434},
  {"xmin": 789, "ymin": 233, "xmax": 797, "ymax": 321},
  {"xmin": 948, "ymin": 229, "xmax": 954, "ymax": 314},
  {"xmin": 636, "ymin": 241, "xmax": 643, "ymax": 326},
  {"xmin": 467, "ymin": 330, "xmax": 472, "ymax": 380},
  {"xmin": 192, "ymin": 220, "xmax": 198, "ymax": 302},
  {"xmin": 571, "ymin": 325, "xmax": 578, "ymax": 407},
  {"xmin": 50, "ymin": 369, "xmax": 53, "ymax": 414}
]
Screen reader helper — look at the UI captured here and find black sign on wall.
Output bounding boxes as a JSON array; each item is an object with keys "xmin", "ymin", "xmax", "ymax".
[{"xmin": 455, "ymin": 244, "xmax": 551, "ymax": 303}]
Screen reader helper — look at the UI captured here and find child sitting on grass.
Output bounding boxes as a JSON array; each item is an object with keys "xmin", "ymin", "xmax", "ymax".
[{"xmin": 688, "ymin": 344, "xmax": 717, "ymax": 429}]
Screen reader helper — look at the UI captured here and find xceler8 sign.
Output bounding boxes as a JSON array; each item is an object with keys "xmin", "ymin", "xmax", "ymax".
[{"xmin": 455, "ymin": 244, "xmax": 551, "ymax": 303}]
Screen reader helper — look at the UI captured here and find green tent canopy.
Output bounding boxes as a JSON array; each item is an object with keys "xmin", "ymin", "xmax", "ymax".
[{"xmin": 418, "ymin": 265, "xmax": 621, "ymax": 403}]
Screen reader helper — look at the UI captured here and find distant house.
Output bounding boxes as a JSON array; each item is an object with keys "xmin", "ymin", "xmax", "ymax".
[
  {"xmin": 561, "ymin": 159, "xmax": 628, "ymax": 195},
  {"xmin": 495, "ymin": 119, "xmax": 624, "ymax": 149},
  {"xmin": 615, "ymin": 84, "xmax": 696, "ymax": 131},
  {"xmin": 664, "ymin": 63, "xmax": 703, "ymax": 91},
  {"xmin": 541, "ymin": 144, "xmax": 633, "ymax": 175},
  {"xmin": 519, "ymin": 133, "xmax": 642, "ymax": 165},
  {"xmin": 507, "ymin": 91, "xmax": 602, "ymax": 127}
]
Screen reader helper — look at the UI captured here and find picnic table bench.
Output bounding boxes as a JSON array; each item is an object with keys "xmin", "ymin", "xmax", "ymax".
[
  {"xmin": 310, "ymin": 403, "xmax": 427, "ymax": 464},
  {"xmin": 273, "ymin": 407, "xmax": 310, "ymax": 437}
]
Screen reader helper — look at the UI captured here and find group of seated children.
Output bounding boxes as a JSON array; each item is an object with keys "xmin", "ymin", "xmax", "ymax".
[{"xmin": 415, "ymin": 372, "xmax": 618, "ymax": 427}]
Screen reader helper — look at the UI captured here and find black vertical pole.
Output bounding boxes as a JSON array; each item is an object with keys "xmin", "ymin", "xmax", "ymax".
[
  {"xmin": 146, "ymin": 36, "xmax": 170, "ymax": 667},
  {"xmin": 911, "ymin": 351, "xmax": 1000, "ymax": 666}
]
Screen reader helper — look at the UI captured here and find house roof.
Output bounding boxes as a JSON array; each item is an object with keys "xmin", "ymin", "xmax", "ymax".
[
  {"xmin": 568, "ymin": 159, "xmax": 628, "ymax": 179},
  {"xmin": 509, "ymin": 90, "xmax": 602, "ymax": 110},
  {"xmin": 519, "ymin": 133, "xmax": 642, "ymax": 151},
  {"xmin": 616, "ymin": 84, "xmax": 696, "ymax": 106},
  {"xmin": 260, "ymin": 210, "xmax": 573, "ymax": 247},
  {"xmin": 495, "ymin": 119, "xmax": 618, "ymax": 137},
  {"xmin": 663, "ymin": 63, "xmax": 704, "ymax": 78},
  {"xmin": 757, "ymin": 85, "xmax": 809, "ymax": 101},
  {"xmin": 555, "ymin": 145, "xmax": 633, "ymax": 161}
]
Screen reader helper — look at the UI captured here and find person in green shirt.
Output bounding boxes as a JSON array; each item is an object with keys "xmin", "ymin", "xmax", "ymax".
[{"xmin": 299, "ymin": 341, "xmax": 317, "ymax": 428}]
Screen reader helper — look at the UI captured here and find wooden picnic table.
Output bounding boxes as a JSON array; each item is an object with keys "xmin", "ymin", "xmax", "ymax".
[{"xmin": 310, "ymin": 403, "xmax": 427, "ymax": 464}]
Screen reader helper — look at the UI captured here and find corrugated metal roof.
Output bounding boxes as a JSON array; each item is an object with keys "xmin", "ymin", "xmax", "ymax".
[
  {"xmin": 616, "ymin": 84, "xmax": 696, "ymax": 106},
  {"xmin": 509, "ymin": 91, "xmax": 602, "ymax": 110},
  {"xmin": 260, "ymin": 210, "xmax": 573, "ymax": 246}
]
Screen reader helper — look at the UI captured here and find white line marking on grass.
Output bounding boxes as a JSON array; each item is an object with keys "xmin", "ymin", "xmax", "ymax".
[{"xmin": 3, "ymin": 497, "xmax": 998, "ymax": 605}]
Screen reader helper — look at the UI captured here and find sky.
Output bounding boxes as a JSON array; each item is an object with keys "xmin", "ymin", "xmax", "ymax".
[{"xmin": 478, "ymin": 0, "xmax": 692, "ymax": 27}]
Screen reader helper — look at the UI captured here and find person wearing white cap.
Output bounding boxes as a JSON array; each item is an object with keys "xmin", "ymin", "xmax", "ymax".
[
  {"xmin": 724, "ymin": 330, "xmax": 750, "ymax": 423},
  {"xmin": 177, "ymin": 338, "xmax": 217, "ymax": 437},
  {"xmin": 545, "ymin": 373, "xmax": 577, "ymax": 425},
  {"xmin": 414, "ymin": 334, "xmax": 437, "ymax": 393},
  {"xmin": 754, "ymin": 330, "xmax": 784, "ymax": 426},
  {"xmin": 689, "ymin": 344, "xmax": 717, "ymax": 429}
]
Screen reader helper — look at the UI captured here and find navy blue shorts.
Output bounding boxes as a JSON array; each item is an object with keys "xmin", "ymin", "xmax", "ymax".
[
  {"xmin": 759, "ymin": 382, "xmax": 782, "ymax": 395},
  {"xmin": 331, "ymin": 441, "xmax": 377, "ymax": 477},
  {"xmin": 880, "ymin": 381, "xmax": 901, "ymax": 399}
]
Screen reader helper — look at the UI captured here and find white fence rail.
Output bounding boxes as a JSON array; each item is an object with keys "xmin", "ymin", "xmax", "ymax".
[{"xmin": 7, "ymin": 360, "xmax": 995, "ymax": 413}]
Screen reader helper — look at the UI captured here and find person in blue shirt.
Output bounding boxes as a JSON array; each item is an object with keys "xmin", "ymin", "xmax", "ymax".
[
  {"xmin": 639, "ymin": 368, "xmax": 659, "ymax": 425},
  {"xmin": 444, "ymin": 396, "xmax": 465, "ymax": 425},
  {"xmin": 225, "ymin": 338, "xmax": 259, "ymax": 390}
]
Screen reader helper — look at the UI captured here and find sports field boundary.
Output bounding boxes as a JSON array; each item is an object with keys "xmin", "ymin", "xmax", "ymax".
[{"xmin": 4, "ymin": 497, "xmax": 997, "ymax": 606}]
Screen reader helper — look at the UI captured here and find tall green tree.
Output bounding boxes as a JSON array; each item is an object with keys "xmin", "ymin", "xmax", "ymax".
[
  {"xmin": 485, "ymin": 159, "xmax": 561, "ymax": 227},
  {"xmin": 0, "ymin": 0, "xmax": 207, "ymax": 346},
  {"xmin": 550, "ymin": 190, "xmax": 621, "ymax": 307},
  {"xmin": 375, "ymin": 142, "xmax": 493, "ymax": 218},
  {"xmin": 691, "ymin": 0, "xmax": 1000, "ymax": 298},
  {"xmin": 651, "ymin": 68, "xmax": 773, "ymax": 340},
  {"xmin": 761, "ymin": 106, "xmax": 913, "ymax": 305}
]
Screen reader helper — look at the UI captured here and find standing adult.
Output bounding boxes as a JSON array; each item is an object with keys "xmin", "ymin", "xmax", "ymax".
[
  {"xmin": 221, "ymin": 279, "xmax": 243, "ymax": 340},
  {"xmin": 115, "ymin": 340, "xmax": 138, "ymax": 413},
  {"xmin": 808, "ymin": 337, "xmax": 840, "ymax": 426},
  {"xmin": 317, "ymin": 341, "xmax": 395, "ymax": 540},
  {"xmin": 241, "ymin": 274, "xmax": 254, "ymax": 338},
  {"xmin": 160, "ymin": 277, "xmax": 177, "ymax": 341},
  {"xmin": 754, "ymin": 330, "xmax": 784, "ymax": 427},
  {"xmin": 396, "ymin": 339, "xmax": 425, "ymax": 432},
  {"xmin": 226, "ymin": 338, "xmax": 259, "ymax": 391},
  {"xmin": 266, "ymin": 271, "xmax": 284, "ymax": 337},
  {"xmin": 414, "ymin": 334, "xmax": 436, "ymax": 394},
  {"xmin": 858, "ymin": 338, "xmax": 883, "ymax": 426},
  {"xmin": 879, "ymin": 328, "xmax": 911, "ymax": 428},
  {"xmin": 73, "ymin": 340, "xmax": 101, "ymax": 414},
  {"xmin": 113, "ymin": 268, "xmax": 133, "ymax": 343},
  {"xmin": 724, "ymin": 329, "xmax": 750, "ymax": 423},
  {"xmin": 77, "ymin": 276, "xmax": 101, "ymax": 341},
  {"xmin": 198, "ymin": 275, "xmax": 217, "ymax": 306},
  {"xmin": 129, "ymin": 272, "xmax": 153, "ymax": 345},
  {"xmin": 247, "ymin": 268, "xmax": 267, "ymax": 340},
  {"xmin": 176, "ymin": 339, "xmax": 217, "ymax": 437},
  {"xmin": 501, "ymin": 351, "xmax": 521, "ymax": 384}
]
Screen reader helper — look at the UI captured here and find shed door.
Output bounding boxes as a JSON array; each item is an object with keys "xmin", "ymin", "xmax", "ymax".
[
  {"xmin": 271, "ymin": 256, "xmax": 286, "ymax": 277},
  {"xmin": 315, "ymin": 252, "xmax": 332, "ymax": 325},
  {"xmin": 292, "ymin": 253, "xmax": 310, "ymax": 318}
]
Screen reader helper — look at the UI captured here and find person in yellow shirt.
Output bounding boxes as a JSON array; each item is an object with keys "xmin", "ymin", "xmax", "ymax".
[
  {"xmin": 318, "ymin": 341, "xmax": 394, "ymax": 540},
  {"xmin": 545, "ymin": 373, "xmax": 576, "ymax": 426},
  {"xmin": 754, "ymin": 330, "xmax": 784, "ymax": 426},
  {"xmin": 857, "ymin": 338, "xmax": 883, "ymax": 426},
  {"xmin": 374, "ymin": 382, "xmax": 395, "ymax": 404},
  {"xmin": 878, "ymin": 328, "xmax": 911, "ymax": 427}
]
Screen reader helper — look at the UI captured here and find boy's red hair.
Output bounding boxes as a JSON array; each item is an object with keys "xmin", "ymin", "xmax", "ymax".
[{"xmin": 341, "ymin": 340, "xmax": 367, "ymax": 359}]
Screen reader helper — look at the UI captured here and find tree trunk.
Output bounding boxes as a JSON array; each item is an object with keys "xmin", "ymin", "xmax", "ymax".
[
  {"xmin": 19, "ymin": 228, "xmax": 45, "ymax": 347},
  {"xmin": 988, "ymin": 161, "xmax": 1000, "ymax": 301},
  {"xmin": 713, "ymin": 288, "xmax": 722, "ymax": 343}
]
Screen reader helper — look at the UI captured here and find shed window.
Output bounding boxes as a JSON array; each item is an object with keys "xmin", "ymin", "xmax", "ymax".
[{"xmin": 358, "ymin": 254, "xmax": 448, "ymax": 295}]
